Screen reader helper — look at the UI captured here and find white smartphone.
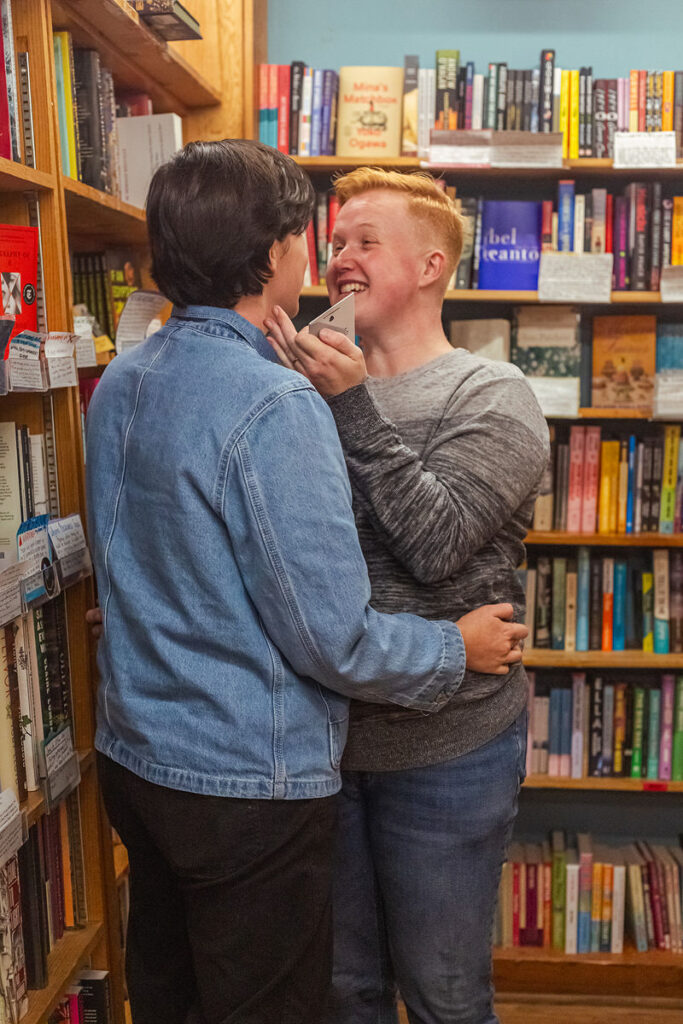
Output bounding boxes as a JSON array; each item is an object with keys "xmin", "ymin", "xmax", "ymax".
[{"xmin": 308, "ymin": 292, "xmax": 355, "ymax": 340}]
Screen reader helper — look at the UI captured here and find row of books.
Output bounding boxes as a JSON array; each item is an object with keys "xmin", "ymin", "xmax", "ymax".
[
  {"xmin": 44, "ymin": 970, "xmax": 113, "ymax": 1023},
  {"xmin": 0, "ymin": 795, "xmax": 88, "ymax": 1022},
  {"xmin": 70, "ymin": 250, "xmax": 143, "ymax": 341},
  {"xmin": 494, "ymin": 833, "xmax": 683, "ymax": 954},
  {"xmin": 541, "ymin": 181, "xmax": 683, "ymax": 290},
  {"xmin": 523, "ymin": 549, "xmax": 682, "ymax": 654},
  {"xmin": 257, "ymin": 52, "xmax": 683, "ymax": 160},
  {"xmin": 534, "ymin": 423, "xmax": 683, "ymax": 536},
  {"xmin": 449, "ymin": 310, "xmax": 683, "ymax": 420},
  {"xmin": 304, "ymin": 185, "xmax": 683, "ymax": 296},
  {"xmin": 52, "ymin": 29, "xmax": 183, "ymax": 207},
  {"xmin": 526, "ymin": 672, "xmax": 683, "ymax": 781}
]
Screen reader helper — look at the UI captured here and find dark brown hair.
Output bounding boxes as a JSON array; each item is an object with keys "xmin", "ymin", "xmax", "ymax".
[{"xmin": 146, "ymin": 139, "xmax": 314, "ymax": 308}]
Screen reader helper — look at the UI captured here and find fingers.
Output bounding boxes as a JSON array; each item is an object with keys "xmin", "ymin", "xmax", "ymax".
[
  {"xmin": 504, "ymin": 647, "xmax": 524, "ymax": 665},
  {"xmin": 508, "ymin": 622, "xmax": 529, "ymax": 642},
  {"xmin": 267, "ymin": 334, "xmax": 297, "ymax": 371},
  {"xmin": 85, "ymin": 607, "xmax": 102, "ymax": 624},
  {"xmin": 488, "ymin": 602, "xmax": 515, "ymax": 621},
  {"xmin": 316, "ymin": 328, "xmax": 359, "ymax": 357},
  {"xmin": 271, "ymin": 305, "xmax": 297, "ymax": 342}
]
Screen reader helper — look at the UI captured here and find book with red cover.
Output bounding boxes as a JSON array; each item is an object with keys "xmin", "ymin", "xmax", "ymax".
[{"xmin": 0, "ymin": 224, "xmax": 39, "ymax": 354}]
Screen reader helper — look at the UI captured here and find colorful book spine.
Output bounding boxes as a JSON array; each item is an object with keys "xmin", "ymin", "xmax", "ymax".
[
  {"xmin": 557, "ymin": 179, "xmax": 575, "ymax": 252},
  {"xmin": 672, "ymin": 675, "xmax": 683, "ymax": 782},
  {"xmin": 612, "ymin": 559, "xmax": 627, "ymax": 651},
  {"xmin": 647, "ymin": 687, "xmax": 662, "ymax": 780},
  {"xmin": 653, "ymin": 550, "xmax": 670, "ymax": 654},
  {"xmin": 659, "ymin": 674, "xmax": 675, "ymax": 782},
  {"xmin": 631, "ymin": 686, "xmax": 646, "ymax": 778},
  {"xmin": 576, "ymin": 547, "xmax": 590, "ymax": 651},
  {"xmin": 659, "ymin": 425, "xmax": 681, "ymax": 534},
  {"xmin": 642, "ymin": 571, "xmax": 654, "ymax": 651}
]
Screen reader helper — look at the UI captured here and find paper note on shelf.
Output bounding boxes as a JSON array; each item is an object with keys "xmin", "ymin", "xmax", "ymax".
[
  {"xmin": 72, "ymin": 315, "xmax": 98, "ymax": 367},
  {"xmin": 538, "ymin": 252, "xmax": 613, "ymax": 303},
  {"xmin": 0, "ymin": 790, "xmax": 22, "ymax": 869},
  {"xmin": 660, "ymin": 265, "xmax": 683, "ymax": 302},
  {"xmin": 45, "ymin": 332, "xmax": 78, "ymax": 388},
  {"xmin": 429, "ymin": 129, "xmax": 492, "ymax": 166},
  {"xmin": 115, "ymin": 290, "xmax": 169, "ymax": 355},
  {"xmin": 490, "ymin": 131, "xmax": 563, "ymax": 167},
  {"xmin": 613, "ymin": 131, "xmax": 676, "ymax": 168}
]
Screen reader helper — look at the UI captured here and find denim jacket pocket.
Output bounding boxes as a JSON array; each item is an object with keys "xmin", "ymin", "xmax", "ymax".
[{"xmin": 317, "ymin": 686, "xmax": 350, "ymax": 769}]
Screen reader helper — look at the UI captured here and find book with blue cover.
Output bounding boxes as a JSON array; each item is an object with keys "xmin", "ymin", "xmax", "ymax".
[{"xmin": 478, "ymin": 200, "xmax": 543, "ymax": 289}]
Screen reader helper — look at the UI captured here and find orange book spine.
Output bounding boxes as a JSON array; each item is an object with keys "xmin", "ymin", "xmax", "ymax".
[
  {"xmin": 602, "ymin": 557, "xmax": 614, "ymax": 650},
  {"xmin": 58, "ymin": 801, "xmax": 75, "ymax": 929},
  {"xmin": 663, "ymin": 71, "xmax": 675, "ymax": 132},
  {"xmin": 629, "ymin": 70, "xmax": 639, "ymax": 131},
  {"xmin": 672, "ymin": 197, "xmax": 683, "ymax": 266}
]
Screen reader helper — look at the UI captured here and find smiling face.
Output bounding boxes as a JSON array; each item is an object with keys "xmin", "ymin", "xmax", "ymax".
[{"xmin": 326, "ymin": 191, "xmax": 438, "ymax": 333}]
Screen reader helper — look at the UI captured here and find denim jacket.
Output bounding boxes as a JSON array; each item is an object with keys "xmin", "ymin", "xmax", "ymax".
[{"xmin": 86, "ymin": 305, "xmax": 466, "ymax": 799}]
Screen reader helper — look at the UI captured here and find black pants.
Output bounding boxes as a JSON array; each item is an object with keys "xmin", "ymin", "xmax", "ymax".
[{"xmin": 97, "ymin": 754, "xmax": 337, "ymax": 1024}]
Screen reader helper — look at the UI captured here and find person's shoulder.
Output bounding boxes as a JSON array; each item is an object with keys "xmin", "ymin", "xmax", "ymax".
[{"xmin": 451, "ymin": 347, "xmax": 527, "ymax": 386}]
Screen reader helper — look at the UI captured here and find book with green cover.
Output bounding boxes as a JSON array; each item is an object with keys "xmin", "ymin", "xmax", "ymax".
[
  {"xmin": 646, "ymin": 686, "xmax": 661, "ymax": 780},
  {"xmin": 551, "ymin": 829, "xmax": 566, "ymax": 950},
  {"xmin": 630, "ymin": 687, "xmax": 646, "ymax": 778},
  {"xmin": 672, "ymin": 675, "xmax": 683, "ymax": 781}
]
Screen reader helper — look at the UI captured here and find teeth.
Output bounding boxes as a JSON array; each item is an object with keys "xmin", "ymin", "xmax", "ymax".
[{"xmin": 340, "ymin": 283, "xmax": 367, "ymax": 294}]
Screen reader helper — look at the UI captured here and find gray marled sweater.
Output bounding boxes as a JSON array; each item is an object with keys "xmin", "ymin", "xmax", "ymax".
[{"xmin": 327, "ymin": 347, "xmax": 550, "ymax": 772}]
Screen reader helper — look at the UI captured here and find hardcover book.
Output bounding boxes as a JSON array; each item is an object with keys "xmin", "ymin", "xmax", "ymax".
[
  {"xmin": 477, "ymin": 201, "xmax": 542, "ymax": 290},
  {"xmin": 591, "ymin": 316, "xmax": 656, "ymax": 411},
  {"xmin": 336, "ymin": 67, "xmax": 403, "ymax": 158},
  {"xmin": 131, "ymin": 0, "xmax": 202, "ymax": 40},
  {"xmin": 0, "ymin": 224, "xmax": 39, "ymax": 350}
]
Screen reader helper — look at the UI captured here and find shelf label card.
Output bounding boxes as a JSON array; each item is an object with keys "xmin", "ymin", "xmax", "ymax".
[
  {"xmin": 8, "ymin": 330, "xmax": 47, "ymax": 391},
  {"xmin": 44, "ymin": 728, "xmax": 80, "ymax": 806},
  {"xmin": 538, "ymin": 252, "xmax": 613, "ymax": 303},
  {"xmin": 73, "ymin": 316, "xmax": 98, "ymax": 368},
  {"xmin": 660, "ymin": 265, "xmax": 683, "ymax": 302},
  {"xmin": 49, "ymin": 514, "xmax": 91, "ymax": 583},
  {"xmin": 0, "ymin": 561, "xmax": 26, "ymax": 626},
  {"xmin": 614, "ymin": 131, "xmax": 676, "ymax": 168},
  {"xmin": 45, "ymin": 333, "xmax": 78, "ymax": 388},
  {"xmin": 490, "ymin": 130, "xmax": 563, "ymax": 167},
  {"xmin": 0, "ymin": 789, "xmax": 22, "ymax": 867}
]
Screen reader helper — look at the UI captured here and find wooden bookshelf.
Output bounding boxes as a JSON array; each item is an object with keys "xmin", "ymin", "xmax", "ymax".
[
  {"xmin": 50, "ymin": 0, "xmax": 221, "ymax": 115},
  {"xmin": 493, "ymin": 944, "xmax": 683, "ymax": 1000},
  {"xmin": 300, "ymin": 286, "xmax": 668, "ymax": 304},
  {"xmin": 295, "ymin": 155, "xmax": 683, "ymax": 176},
  {"xmin": 525, "ymin": 531, "xmax": 683, "ymax": 547},
  {"xmin": 0, "ymin": 158, "xmax": 54, "ymax": 192},
  {"xmin": 21, "ymin": 749, "xmax": 95, "ymax": 829},
  {"xmin": 24, "ymin": 922, "xmax": 104, "ymax": 1024},
  {"xmin": 114, "ymin": 843, "xmax": 130, "ymax": 887},
  {"xmin": 524, "ymin": 775, "xmax": 683, "ymax": 793},
  {"xmin": 524, "ymin": 650, "xmax": 683, "ymax": 669},
  {"xmin": 63, "ymin": 177, "xmax": 148, "ymax": 246}
]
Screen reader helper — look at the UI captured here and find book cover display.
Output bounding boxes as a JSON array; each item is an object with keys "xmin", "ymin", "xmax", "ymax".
[
  {"xmin": 592, "ymin": 315, "xmax": 656, "ymax": 410},
  {"xmin": 478, "ymin": 201, "xmax": 543, "ymax": 289},
  {"xmin": 336, "ymin": 67, "xmax": 403, "ymax": 158},
  {"xmin": 0, "ymin": 224, "xmax": 38, "ymax": 352}
]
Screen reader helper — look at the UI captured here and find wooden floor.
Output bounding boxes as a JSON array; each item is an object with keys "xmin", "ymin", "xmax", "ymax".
[{"xmin": 398, "ymin": 1001, "xmax": 683, "ymax": 1023}]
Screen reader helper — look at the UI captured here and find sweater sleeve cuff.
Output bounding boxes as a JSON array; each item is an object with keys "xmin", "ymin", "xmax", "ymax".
[{"xmin": 326, "ymin": 381, "xmax": 390, "ymax": 449}]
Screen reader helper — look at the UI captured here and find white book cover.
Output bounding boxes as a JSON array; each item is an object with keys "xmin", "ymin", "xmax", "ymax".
[
  {"xmin": 449, "ymin": 318, "xmax": 510, "ymax": 362},
  {"xmin": 573, "ymin": 194, "xmax": 585, "ymax": 254},
  {"xmin": 115, "ymin": 112, "xmax": 183, "ymax": 209},
  {"xmin": 565, "ymin": 849, "xmax": 579, "ymax": 954},
  {"xmin": 298, "ymin": 68, "xmax": 313, "ymax": 157},
  {"xmin": 14, "ymin": 614, "xmax": 39, "ymax": 790},
  {"xmin": 0, "ymin": 421, "xmax": 21, "ymax": 567},
  {"xmin": 472, "ymin": 73, "xmax": 484, "ymax": 131}
]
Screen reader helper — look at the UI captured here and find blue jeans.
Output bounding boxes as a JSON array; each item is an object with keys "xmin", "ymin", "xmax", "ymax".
[{"xmin": 327, "ymin": 712, "xmax": 526, "ymax": 1024}]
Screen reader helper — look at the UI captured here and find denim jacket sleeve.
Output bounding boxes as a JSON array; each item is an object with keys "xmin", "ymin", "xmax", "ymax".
[{"xmin": 221, "ymin": 382, "xmax": 466, "ymax": 710}]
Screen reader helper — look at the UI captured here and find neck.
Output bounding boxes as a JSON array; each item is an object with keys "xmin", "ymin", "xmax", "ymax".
[
  {"xmin": 361, "ymin": 304, "xmax": 451, "ymax": 378},
  {"xmin": 232, "ymin": 293, "xmax": 270, "ymax": 333}
]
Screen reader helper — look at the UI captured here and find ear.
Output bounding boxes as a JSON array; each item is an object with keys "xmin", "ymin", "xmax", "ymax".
[
  {"xmin": 269, "ymin": 239, "xmax": 280, "ymax": 273},
  {"xmin": 420, "ymin": 249, "xmax": 447, "ymax": 289}
]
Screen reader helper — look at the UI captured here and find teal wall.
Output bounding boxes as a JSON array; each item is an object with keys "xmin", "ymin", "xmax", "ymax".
[{"xmin": 268, "ymin": 0, "xmax": 683, "ymax": 79}]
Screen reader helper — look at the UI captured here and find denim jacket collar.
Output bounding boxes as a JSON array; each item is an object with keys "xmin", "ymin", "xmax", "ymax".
[{"xmin": 171, "ymin": 303, "xmax": 279, "ymax": 364}]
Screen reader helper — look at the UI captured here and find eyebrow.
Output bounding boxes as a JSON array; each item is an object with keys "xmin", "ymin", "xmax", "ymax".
[{"xmin": 332, "ymin": 222, "xmax": 379, "ymax": 238}]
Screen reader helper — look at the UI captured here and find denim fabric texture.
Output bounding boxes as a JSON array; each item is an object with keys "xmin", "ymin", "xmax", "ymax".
[
  {"xmin": 85, "ymin": 305, "xmax": 466, "ymax": 800},
  {"xmin": 328, "ymin": 711, "xmax": 527, "ymax": 1024}
]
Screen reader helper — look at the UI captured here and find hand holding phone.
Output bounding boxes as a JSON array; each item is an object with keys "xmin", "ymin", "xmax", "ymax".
[{"xmin": 308, "ymin": 292, "xmax": 355, "ymax": 340}]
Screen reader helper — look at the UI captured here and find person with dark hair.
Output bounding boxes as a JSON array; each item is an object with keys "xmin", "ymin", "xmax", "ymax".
[{"xmin": 85, "ymin": 139, "xmax": 527, "ymax": 1024}]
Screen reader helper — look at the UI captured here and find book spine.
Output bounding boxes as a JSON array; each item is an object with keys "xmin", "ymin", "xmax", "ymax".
[
  {"xmin": 289, "ymin": 61, "xmax": 305, "ymax": 154},
  {"xmin": 647, "ymin": 687, "xmax": 662, "ymax": 779},
  {"xmin": 309, "ymin": 68, "xmax": 324, "ymax": 157},
  {"xmin": 672, "ymin": 675, "xmax": 683, "ymax": 781},
  {"xmin": 654, "ymin": 549, "xmax": 670, "ymax": 653},
  {"xmin": 557, "ymin": 180, "xmax": 575, "ymax": 252},
  {"xmin": 613, "ymin": 682, "xmax": 627, "ymax": 776},
  {"xmin": 675, "ymin": 71, "xmax": 683, "ymax": 159},
  {"xmin": 589, "ymin": 676, "xmax": 604, "ymax": 776},
  {"xmin": 565, "ymin": 860, "xmax": 580, "ymax": 954},
  {"xmin": 277, "ymin": 64, "xmax": 291, "ymax": 154},
  {"xmin": 631, "ymin": 687, "xmax": 646, "ymax": 777},
  {"xmin": 671, "ymin": 550, "xmax": 683, "ymax": 654},
  {"xmin": 613, "ymin": 559, "xmax": 627, "ymax": 652},
  {"xmin": 659, "ymin": 674, "xmax": 675, "ymax": 781},
  {"xmin": 589, "ymin": 557, "xmax": 603, "ymax": 650},
  {"xmin": 659, "ymin": 426, "xmax": 681, "ymax": 533}
]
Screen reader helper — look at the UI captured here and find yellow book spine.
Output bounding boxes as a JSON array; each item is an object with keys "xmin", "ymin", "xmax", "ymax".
[
  {"xmin": 663, "ymin": 71, "xmax": 674, "ymax": 132},
  {"xmin": 598, "ymin": 441, "xmax": 612, "ymax": 534},
  {"xmin": 569, "ymin": 70, "xmax": 580, "ymax": 159},
  {"xmin": 629, "ymin": 70, "xmax": 639, "ymax": 132},
  {"xmin": 642, "ymin": 571, "xmax": 654, "ymax": 651},
  {"xmin": 560, "ymin": 70, "xmax": 570, "ymax": 158},
  {"xmin": 608, "ymin": 444, "xmax": 619, "ymax": 534},
  {"xmin": 591, "ymin": 861, "xmax": 603, "ymax": 941},
  {"xmin": 672, "ymin": 197, "xmax": 683, "ymax": 265},
  {"xmin": 660, "ymin": 424, "xmax": 681, "ymax": 530},
  {"xmin": 55, "ymin": 31, "xmax": 78, "ymax": 179}
]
